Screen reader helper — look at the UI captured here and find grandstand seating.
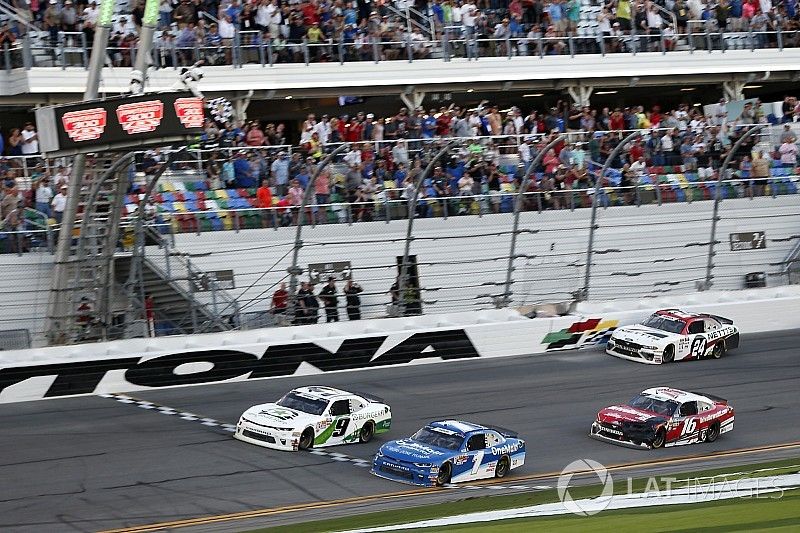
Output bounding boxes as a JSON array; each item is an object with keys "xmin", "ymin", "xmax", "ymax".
[{"xmin": 132, "ymin": 164, "xmax": 799, "ymax": 234}]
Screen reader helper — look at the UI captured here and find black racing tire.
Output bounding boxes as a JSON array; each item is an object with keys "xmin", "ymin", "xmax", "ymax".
[
  {"xmin": 650, "ymin": 428, "xmax": 667, "ymax": 449},
  {"xmin": 711, "ymin": 341, "xmax": 726, "ymax": 360},
  {"xmin": 436, "ymin": 462, "xmax": 452, "ymax": 487},
  {"xmin": 359, "ymin": 421, "xmax": 375, "ymax": 443},
  {"xmin": 705, "ymin": 422, "xmax": 720, "ymax": 443},
  {"xmin": 662, "ymin": 345, "xmax": 675, "ymax": 364},
  {"xmin": 495, "ymin": 456, "xmax": 511, "ymax": 479},
  {"xmin": 299, "ymin": 428, "xmax": 314, "ymax": 450}
]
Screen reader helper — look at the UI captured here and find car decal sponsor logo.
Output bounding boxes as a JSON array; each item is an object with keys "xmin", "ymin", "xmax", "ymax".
[
  {"xmin": 541, "ymin": 318, "xmax": 620, "ymax": 350},
  {"xmin": 491, "ymin": 442, "xmax": 522, "ymax": 456},
  {"xmin": 258, "ymin": 407, "xmax": 298, "ymax": 420},
  {"xmin": 452, "ymin": 455, "xmax": 469, "ymax": 465}
]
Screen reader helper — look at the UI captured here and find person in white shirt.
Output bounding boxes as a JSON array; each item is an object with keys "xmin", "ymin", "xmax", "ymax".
[
  {"xmin": 35, "ymin": 178, "xmax": 54, "ymax": 216},
  {"xmin": 21, "ymin": 122, "xmax": 39, "ymax": 155},
  {"xmin": 518, "ymin": 137, "xmax": 533, "ymax": 168},
  {"xmin": 51, "ymin": 186, "xmax": 68, "ymax": 223},
  {"xmin": 344, "ymin": 148, "xmax": 362, "ymax": 167},
  {"xmin": 314, "ymin": 115, "xmax": 331, "ymax": 145},
  {"xmin": 255, "ymin": 0, "xmax": 271, "ymax": 30},
  {"xmin": 630, "ymin": 156, "xmax": 648, "ymax": 177}
]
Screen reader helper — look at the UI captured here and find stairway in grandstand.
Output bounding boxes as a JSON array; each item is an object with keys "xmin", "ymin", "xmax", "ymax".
[{"xmin": 114, "ymin": 253, "xmax": 233, "ymax": 336}]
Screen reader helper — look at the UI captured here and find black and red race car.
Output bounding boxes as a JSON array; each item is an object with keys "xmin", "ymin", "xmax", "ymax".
[{"xmin": 590, "ymin": 387, "xmax": 735, "ymax": 449}]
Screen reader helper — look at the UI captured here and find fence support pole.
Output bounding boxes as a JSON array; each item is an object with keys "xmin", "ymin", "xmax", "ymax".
[
  {"xmin": 582, "ymin": 131, "xmax": 641, "ymax": 301},
  {"xmin": 500, "ymin": 134, "xmax": 565, "ymax": 308},
  {"xmin": 398, "ymin": 141, "xmax": 456, "ymax": 315},
  {"xmin": 701, "ymin": 124, "xmax": 765, "ymax": 291},
  {"xmin": 286, "ymin": 143, "xmax": 350, "ymax": 323}
]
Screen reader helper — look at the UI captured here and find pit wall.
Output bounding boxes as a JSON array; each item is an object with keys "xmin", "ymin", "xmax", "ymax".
[{"xmin": 1, "ymin": 286, "xmax": 798, "ymax": 403}]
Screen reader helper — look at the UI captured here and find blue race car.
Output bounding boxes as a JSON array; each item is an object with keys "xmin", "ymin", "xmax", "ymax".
[{"xmin": 371, "ymin": 420, "xmax": 526, "ymax": 486}]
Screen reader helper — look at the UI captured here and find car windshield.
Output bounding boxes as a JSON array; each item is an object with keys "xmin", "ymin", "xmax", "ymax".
[
  {"xmin": 411, "ymin": 427, "xmax": 464, "ymax": 451},
  {"xmin": 277, "ymin": 392, "xmax": 328, "ymax": 415},
  {"xmin": 641, "ymin": 314, "xmax": 685, "ymax": 334},
  {"xmin": 627, "ymin": 394, "xmax": 679, "ymax": 417}
]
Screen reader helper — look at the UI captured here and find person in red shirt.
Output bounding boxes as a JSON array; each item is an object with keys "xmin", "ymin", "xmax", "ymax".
[
  {"xmin": 629, "ymin": 141, "xmax": 644, "ymax": 162},
  {"xmin": 609, "ymin": 108, "xmax": 625, "ymax": 130},
  {"xmin": 345, "ymin": 118, "xmax": 363, "ymax": 142},
  {"xmin": 256, "ymin": 179, "xmax": 273, "ymax": 227},
  {"xmin": 271, "ymin": 282, "xmax": 288, "ymax": 317}
]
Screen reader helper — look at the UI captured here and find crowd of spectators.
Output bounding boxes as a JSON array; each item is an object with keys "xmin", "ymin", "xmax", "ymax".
[
  {"xmin": 2, "ymin": 0, "xmax": 799, "ymax": 67},
  {"xmin": 0, "ymin": 93, "xmax": 798, "ymax": 253},
  {"xmin": 183, "ymin": 94, "xmax": 799, "ymax": 221}
]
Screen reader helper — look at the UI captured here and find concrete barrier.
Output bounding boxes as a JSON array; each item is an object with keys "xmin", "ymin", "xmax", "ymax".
[{"xmin": 1, "ymin": 287, "xmax": 798, "ymax": 403}]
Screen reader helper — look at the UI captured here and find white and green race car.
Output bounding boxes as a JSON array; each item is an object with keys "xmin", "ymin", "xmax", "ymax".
[{"xmin": 234, "ymin": 386, "xmax": 392, "ymax": 451}]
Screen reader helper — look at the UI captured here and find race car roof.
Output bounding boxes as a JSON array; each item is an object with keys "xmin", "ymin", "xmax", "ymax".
[
  {"xmin": 641, "ymin": 387, "xmax": 709, "ymax": 404},
  {"xmin": 654, "ymin": 309, "xmax": 702, "ymax": 322},
  {"xmin": 429, "ymin": 420, "xmax": 487, "ymax": 435},
  {"xmin": 291, "ymin": 386, "xmax": 352, "ymax": 401}
]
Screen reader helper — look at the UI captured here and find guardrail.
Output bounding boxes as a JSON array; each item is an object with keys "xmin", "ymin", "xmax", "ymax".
[{"xmin": 5, "ymin": 26, "xmax": 800, "ymax": 71}]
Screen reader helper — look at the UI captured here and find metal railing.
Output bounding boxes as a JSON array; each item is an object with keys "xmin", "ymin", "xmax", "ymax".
[{"xmin": 5, "ymin": 26, "xmax": 800, "ymax": 71}]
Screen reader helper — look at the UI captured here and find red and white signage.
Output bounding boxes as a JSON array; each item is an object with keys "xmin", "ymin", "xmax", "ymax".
[
  {"xmin": 116, "ymin": 100, "xmax": 164, "ymax": 135},
  {"xmin": 174, "ymin": 97, "xmax": 205, "ymax": 129},
  {"xmin": 61, "ymin": 108, "xmax": 107, "ymax": 142}
]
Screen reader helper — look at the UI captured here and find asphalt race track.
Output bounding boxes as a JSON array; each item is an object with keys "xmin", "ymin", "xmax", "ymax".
[{"xmin": 1, "ymin": 329, "xmax": 799, "ymax": 533}]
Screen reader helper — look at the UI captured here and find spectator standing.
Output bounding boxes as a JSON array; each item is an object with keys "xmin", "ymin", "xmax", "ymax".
[
  {"xmin": 271, "ymin": 151, "xmax": 290, "ymax": 195},
  {"xmin": 319, "ymin": 277, "xmax": 339, "ymax": 322},
  {"xmin": 43, "ymin": 0, "xmax": 61, "ymax": 48},
  {"xmin": 51, "ymin": 185, "xmax": 67, "ymax": 223},
  {"xmin": 62, "ymin": 1, "xmax": 78, "ymax": 32},
  {"xmin": 750, "ymin": 150, "xmax": 770, "ymax": 196},
  {"xmin": 21, "ymin": 122, "xmax": 39, "ymax": 155},
  {"xmin": 34, "ymin": 177, "xmax": 53, "ymax": 216},
  {"xmin": 271, "ymin": 282, "xmax": 288, "ymax": 316},
  {"xmin": 2, "ymin": 203, "xmax": 26, "ymax": 254},
  {"xmin": 344, "ymin": 279, "xmax": 363, "ymax": 320},
  {"xmin": 779, "ymin": 139, "xmax": 798, "ymax": 168}
]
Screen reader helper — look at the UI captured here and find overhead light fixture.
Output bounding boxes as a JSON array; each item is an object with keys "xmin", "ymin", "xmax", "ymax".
[
  {"xmin": 693, "ymin": 103, "xmax": 702, "ymax": 106},
  {"xmin": 522, "ymin": 93, "xmax": 544, "ymax": 97},
  {"xmin": 743, "ymin": 85, "xmax": 763, "ymax": 89},
  {"xmin": 595, "ymin": 90, "xmax": 618, "ymax": 95},
  {"xmin": 680, "ymin": 87, "xmax": 696, "ymax": 92},
  {"xmin": 284, "ymin": 95, "xmax": 293, "ymax": 99},
  {"xmin": 466, "ymin": 88, "xmax": 474, "ymax": 93}
]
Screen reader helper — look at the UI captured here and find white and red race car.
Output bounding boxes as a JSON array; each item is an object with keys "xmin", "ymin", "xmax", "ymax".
[
  {"xmin": 590, "ymin": 387, "xmax": 735, "ymax": 449},
  {"xmin": 606, "ymin": 309, "xmax": 739, "ymax": 364}
]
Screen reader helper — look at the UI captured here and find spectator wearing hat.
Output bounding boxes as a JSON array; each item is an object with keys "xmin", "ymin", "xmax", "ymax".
[
  {"xmin": 271, "ymin": 151, "xmax": 290, "ymax": 195},
  {"xmin": 62, "ymin": 1, "xmax": 78, "ymax": 32},
  {"xmin": 34, "ymin": 176, "xmax": 53, "ymax": 217},
  {"xmin": 43, "ymin": 0, "xmax": 61, "ymax": 49},
  {"xmin": 51, "ymin": 185, "xmax": 68, "ymax": 224}
]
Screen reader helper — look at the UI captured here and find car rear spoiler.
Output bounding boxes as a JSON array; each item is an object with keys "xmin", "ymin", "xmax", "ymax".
[
  {"xmin": 354, "ymin": 391, "xmax": 385, "ymax": 404},
  {"xmin": 706, "ymin": 314, "xmax": 734, "ymax": 325},
  {"xmin": 692, "ymin": 391, "xmax": 728, "ymax": 404},
  {"xmin": 486, "ymin": 425, "xmax": 519, "ymax": 438}
]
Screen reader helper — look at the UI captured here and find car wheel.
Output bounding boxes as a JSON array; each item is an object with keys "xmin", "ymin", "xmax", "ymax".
[
  {"xmin": 435, "ymin": 462, "xmax": 452, "ymax": 487},
  {"xmin": 299, "ymin": 428, "xmax": 314, "ymax": 450},
  {"xmin": 711, "ymin": 341, "xmax": 726, "ymax": 360},
  {"xmin": 662, "ymin": 345, "xmax": 675, "ymax": 364},
  {"xmin": 495, "ymin": 456, "xmax": 511, "ymax": 479},
  {"xmin": 705, "ymin": 422, "xmax": 720, "ymax": 443},
  {"xmin": 359, "ymin": 421, "xmax": 375, "ymax": 443},
  {"xmin": 650, "ymin": 428, "xmax": 666, "ymax": 449}
]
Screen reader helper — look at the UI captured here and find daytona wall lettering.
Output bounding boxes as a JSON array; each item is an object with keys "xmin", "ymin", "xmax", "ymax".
[{"xmin": 0, "ymin": 330, "xmax": 479, "ymax": 400}]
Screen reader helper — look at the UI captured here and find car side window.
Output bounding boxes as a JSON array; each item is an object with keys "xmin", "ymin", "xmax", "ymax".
[
  {"xmin": 697, "ymin": 401, "xmax": 713, "ymax": 412},
  {"xmin": 679, "ymin": 401, "xmax": 698, "ymax": 417},
  {"xmin": 329, "ymin": 400, "xmax": 350, "ymax": 416},
  {"xmin": 704, "ymin": 319, "xmax": 719, "ymax": 331},
  {"xmin": 688, "ymin": 321, "xmax": 704, "ymax": 334},
  {"xmin": 349, "ymin": 398, "xmax": 366, "ymax": 413},
  {"xmin": 466, "ymin": 433, "xmax": 486, "ymax": 451},
  {"xmin": 485, "ymin": 431, "xmax": 502, "ymax": 447}
]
